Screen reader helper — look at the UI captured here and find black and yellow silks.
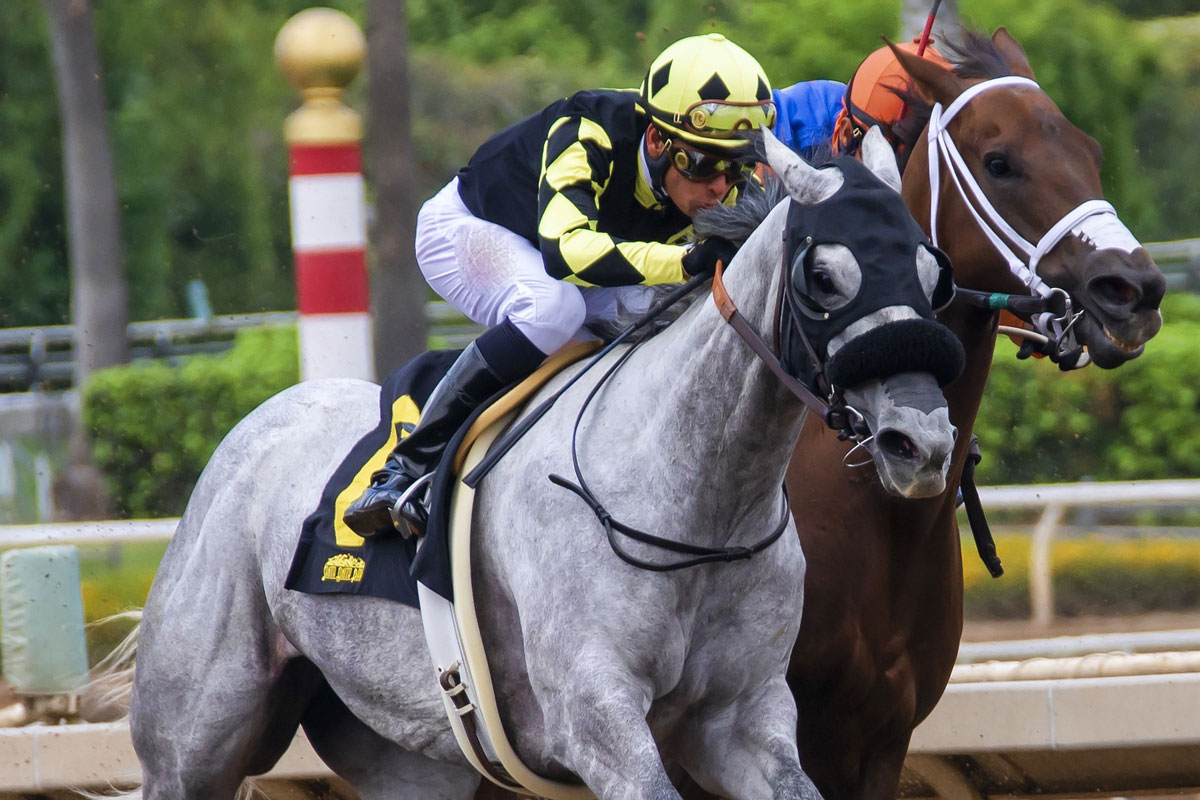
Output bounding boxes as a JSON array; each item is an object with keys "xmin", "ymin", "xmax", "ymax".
[{"xmin": 456, "ymin": 88, "xmax": 712, "ymax": 288}]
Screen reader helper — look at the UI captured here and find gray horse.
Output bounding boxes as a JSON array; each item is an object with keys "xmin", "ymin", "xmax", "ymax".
[{"xmin": 129, "ymin": 128, "xmax": 959, "ymax": 800}]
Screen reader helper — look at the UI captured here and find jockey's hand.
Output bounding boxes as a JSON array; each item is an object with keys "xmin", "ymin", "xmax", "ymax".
[{"xmin": 682, "ymin": 236, "xmax": 739, "ymax": 277}]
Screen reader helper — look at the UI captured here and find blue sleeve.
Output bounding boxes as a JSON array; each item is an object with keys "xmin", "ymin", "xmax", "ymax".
[{"xmin": 772, "ymin": 80, "xmax": 846, "ymax": 162}]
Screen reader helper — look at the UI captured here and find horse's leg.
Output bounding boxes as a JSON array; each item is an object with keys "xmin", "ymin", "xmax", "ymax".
[
  {"xmin": 675, "ymin": 678, "xmax": 821, "ymax": 800},
  {"xmin": 546, "ymin": 672, "xmax": 682, "ymax": 800},
  {"xmin": 301, "ymin": 678, "xmax": 480, "ymax": 800},
  {"xmin": 132, "ymin": 569, "xmax": 321, "ymax": 799},
  {"xmin": 855, "ymin": 736, "xmax": 913, "ymax": 800}
]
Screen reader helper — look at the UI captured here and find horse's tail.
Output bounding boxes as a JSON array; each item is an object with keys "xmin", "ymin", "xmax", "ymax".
[
  {"xmin": 71, "ymin": 769, "xmax": 271, "ymax": 800},
  {"xmin": 84, "ymin": 609, "xmax": 142, "ymax": 720}
]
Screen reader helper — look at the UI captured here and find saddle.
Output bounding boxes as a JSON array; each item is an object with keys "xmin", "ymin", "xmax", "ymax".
[{"xmin": 284, "ymin": 343, "xmax": 598, "ymax": 607}]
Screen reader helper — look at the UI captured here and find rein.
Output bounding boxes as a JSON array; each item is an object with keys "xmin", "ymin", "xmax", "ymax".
[
  {"xmin": 550, "ymin": 245, "xmax": 870, "ymax": 573},
  {"xmin": 548, "ymin": 323, "xmax": 792, "ymax": 572},
  {"xmin": 927, "ymin": 76, "xmax": 1140, "ymax": 368},
  {"xmin": 711, "ymin": 259, "xmax": 868, "ymax": 439}
]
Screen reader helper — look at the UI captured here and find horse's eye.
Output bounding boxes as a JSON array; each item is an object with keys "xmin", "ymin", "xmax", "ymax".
[
  {"xmin": 985, "ymin": 154, "xmax": 1013, "ymax": 178},
  {"xmin": 812, "ymin": 270, "xmax": 837, "ymax": 294}
]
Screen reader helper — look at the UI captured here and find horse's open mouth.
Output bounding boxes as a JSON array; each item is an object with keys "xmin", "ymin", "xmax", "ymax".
[
  {"xmin": 1076, "ymin": 312, "xmax": 1153, "ymax": 368},
  {"xmin": 1101, "ymin": 324, "xmax": 1146, "ymax": 354}
]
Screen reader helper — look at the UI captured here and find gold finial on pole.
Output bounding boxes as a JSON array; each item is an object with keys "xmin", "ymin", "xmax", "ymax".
[{"xmin": 274, "ymin": 8, "xmax": 366, "ymax": 144}]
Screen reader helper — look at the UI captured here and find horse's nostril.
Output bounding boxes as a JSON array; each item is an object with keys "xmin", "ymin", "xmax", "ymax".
[
  {"xmin": 877, "ymin": 430, "xmax": 920, "ymax": 461},
  {"xmin": 1092, "ymin": 275, "xmax": 1138, "ymax": 308}
]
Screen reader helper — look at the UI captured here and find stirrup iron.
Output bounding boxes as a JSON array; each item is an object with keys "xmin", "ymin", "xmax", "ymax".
[{"xmin": 389, "ymin": 472, "xmax": 435, "ymax": 539}]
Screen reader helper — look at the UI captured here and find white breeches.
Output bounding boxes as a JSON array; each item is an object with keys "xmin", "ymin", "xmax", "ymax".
[{"xmin": 415, "ymin": 178, "xmax": 661, "ymax": 354}]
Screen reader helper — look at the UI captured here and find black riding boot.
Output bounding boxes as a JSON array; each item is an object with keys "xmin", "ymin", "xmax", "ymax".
[{"xmin": 343, "ymin": 321, "xmax": 546, "ymax": 537}]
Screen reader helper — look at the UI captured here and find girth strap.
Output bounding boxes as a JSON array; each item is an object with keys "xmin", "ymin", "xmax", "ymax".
[{"xmin": 437, "ymin": 666, "xmax": 523, "ymax": 789}]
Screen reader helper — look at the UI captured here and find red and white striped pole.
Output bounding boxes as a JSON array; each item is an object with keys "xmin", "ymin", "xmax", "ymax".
[{"xmin": 274, "ymin": 8, "xmax": 374, "ymax": 382}]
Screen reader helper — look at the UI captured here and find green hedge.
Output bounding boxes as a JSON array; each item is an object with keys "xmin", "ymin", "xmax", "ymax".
[
  {"xmin": 82, "ymin": 326, "xmax": 298, "ymax": 517},
  {"xmin": 963, "ymin": 533, "xmax": 1200, "ymax": 619},
  {"xmin": 973, "ymin": 294, "xmax": 1200, "ymax": 485}
]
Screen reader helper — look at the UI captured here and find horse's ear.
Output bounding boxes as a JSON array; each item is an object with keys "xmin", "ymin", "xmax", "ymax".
[
  {"xmin": 887, "ymin": 37, "xmax": 965, "ymax": 108},
  {"xmin": 860, "ymin": 127, "xmax": 902, "ymax": 194},
  {"xmin": 762, "ymin": 125, "xmax": 844, "ymax": 204},
  {"xmin": 991, "ymin": 27, "xmax": 1036, "ymax": 80}
]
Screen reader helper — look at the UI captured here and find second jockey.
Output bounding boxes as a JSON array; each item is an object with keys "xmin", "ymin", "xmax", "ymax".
[{"xmin": 773, "ymin": 39, "xmax": 953, "ymax": 165}]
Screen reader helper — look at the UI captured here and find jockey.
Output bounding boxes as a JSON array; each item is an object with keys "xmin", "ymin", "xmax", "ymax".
[
  {"xmin": 771, "ymin": 79, "xmax": 845, "ymax": 162},
  {"xmin": 344, "ymin": 33, "xmax": 776, "ymax": 537},
  {"xmin": 772, "ymin": 40, "xmax": 952, "ymax": 165}
]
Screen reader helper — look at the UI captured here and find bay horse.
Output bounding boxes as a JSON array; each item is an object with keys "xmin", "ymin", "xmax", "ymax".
[
  {"xmin": 779, "ymin": 29, "xmax": 1167, "ymax": 800},
  {"xmin": 129, "ymin": 129, "xmax": 964, "ymax": 799}
]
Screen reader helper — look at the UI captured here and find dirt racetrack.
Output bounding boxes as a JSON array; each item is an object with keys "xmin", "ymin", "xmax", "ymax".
[{"xmin": 2, "ymin": 611, "xmax": 1198, "ymax": 799}]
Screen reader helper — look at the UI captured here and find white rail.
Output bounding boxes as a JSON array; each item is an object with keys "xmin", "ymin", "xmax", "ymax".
[
  {"xmin": 0, "ymin": 518, "xmax": 178, "ymax": 548},
  {"xmin": 974, "ymin": 479, "xmax": 1200, "ymax": 627},
  {"xmin": 0, "ymin": 721, "xmax": 328, "ymax": 794},
  {"xmin": 958, "ymin": 628, "xmax": 1200, "ymax": 663}
]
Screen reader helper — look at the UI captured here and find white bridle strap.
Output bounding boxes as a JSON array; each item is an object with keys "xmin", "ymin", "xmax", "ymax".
[
  {"xmin": 928, "ymin": 77, "xmax": 1042, "ymax": 290},
  {"xmin": 926, "ymin": 75, "xmax": 1141, "ymax": 347},
  {"xmin": 1029, "ymin": 198, "xmax": 1119, "ymax": 273}
]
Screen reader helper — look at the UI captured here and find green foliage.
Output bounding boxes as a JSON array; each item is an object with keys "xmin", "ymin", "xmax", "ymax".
[
  {"xmin": 1135, "ymin": 17, "xmax": 1200, "ymax": 240},
  {"xmin": 79, "ymin": 542, "xmax": 166, "ymax": 664},
  {"xmin": 0, "ymin": 2, "xmax": 69, "ymax": 326},
  {"xmin": 972, "ymin": 344, "xmax": 1119, "ymax": 484},
  {"xmin": 717, "ymin": 0, "xmax": 901, "ymax": 88},
  {"xmin": 82, "ymin": 326, "xmax": 299, "ymax": 517},
  {"xmin": 973, "ymin": 318, "xmax": 1200, "ymax": 484},
  {"xmin": 94, "ymin": 0, "xmax": 363, "ymax": 320},
  {"xmin": 1104, "ymin": 0, "xmax": 1200, "ymax": 19},
  {"xmin": 959, "ymin": 0, "xmax": 1160, "ymax": 235},
  {"xmin": 5, "ymin": 0, "xmax": 1200, "ymax": 332}
]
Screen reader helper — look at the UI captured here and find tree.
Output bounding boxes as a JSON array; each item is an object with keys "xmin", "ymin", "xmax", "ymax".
[
  {"xmin": 366, "ymin": 0, "xmax": 427, "ymax": 374},
  {"xmin": 41, "ymin": 0, "xmax": 128, "ymax": 519},
  {"xmin": 40, "ymin": 0, "xmax": 129, "ymax": 386}
]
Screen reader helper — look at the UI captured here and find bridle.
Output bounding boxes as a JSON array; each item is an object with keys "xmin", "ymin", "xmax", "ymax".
[
  {"xmin": 711, "ymin": 256, "xmax": 869, "ymax": 442},
  {"xmin": 926, "ymin": 75, "xmax": 1141, "ymax": 368}
]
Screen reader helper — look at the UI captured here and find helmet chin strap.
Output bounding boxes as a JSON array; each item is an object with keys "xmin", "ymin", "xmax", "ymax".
[{"xmin": 926, "ymin": 76, "xmax": 1142, "ymax": 367}]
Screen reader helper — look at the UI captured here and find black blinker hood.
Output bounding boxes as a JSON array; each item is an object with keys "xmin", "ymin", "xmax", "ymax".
[{"xmin": 779, "ymin": 156, "xmax": 961, "ymax": 389}]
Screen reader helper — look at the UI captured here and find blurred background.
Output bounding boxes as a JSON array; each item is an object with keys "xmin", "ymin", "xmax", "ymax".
[{"xmin": 2, "ymin": 0, "xmax": 1200, "ymax": 648}]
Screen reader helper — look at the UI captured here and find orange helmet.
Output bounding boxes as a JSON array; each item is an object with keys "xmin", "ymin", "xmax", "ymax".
[{"xmin": 835, "ymin": 39, "xmax": 952, "ymax": 147}]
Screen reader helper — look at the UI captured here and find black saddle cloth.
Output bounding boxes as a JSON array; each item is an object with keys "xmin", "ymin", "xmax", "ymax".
[{"xmin": 285, "ymin": 349, "xmax": 480, "ymax": 608}]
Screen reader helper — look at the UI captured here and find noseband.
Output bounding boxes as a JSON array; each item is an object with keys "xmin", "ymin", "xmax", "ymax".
[{"xmin": 927, "ymin": 76, "xmax": 1141, "ymax": 367}]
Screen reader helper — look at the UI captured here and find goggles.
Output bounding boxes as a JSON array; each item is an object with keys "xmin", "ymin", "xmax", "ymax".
[
  {"xmin": 681, "ymin": 99, "xmax": 777, "ymax": 139},
  {"xmin": 669, "ymin": 144, "xmax": 755, "ymax": 184}
]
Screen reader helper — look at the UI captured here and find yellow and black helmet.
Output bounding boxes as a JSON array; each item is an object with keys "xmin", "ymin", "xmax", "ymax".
[{"xmin": 638, "ymin": 33, "xmax": 776, "ymax": 154}]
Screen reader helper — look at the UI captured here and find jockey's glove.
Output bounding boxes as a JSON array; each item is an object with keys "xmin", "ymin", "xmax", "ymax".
[{"xmin": 682, "ymin": 236, "xmax": 739, "ymax": 277}]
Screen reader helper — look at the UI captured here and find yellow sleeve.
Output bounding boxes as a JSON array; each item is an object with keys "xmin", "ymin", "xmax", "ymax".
[{"xmin": 537, "ymin": 116, "xmax": 686, "ymax": 286}]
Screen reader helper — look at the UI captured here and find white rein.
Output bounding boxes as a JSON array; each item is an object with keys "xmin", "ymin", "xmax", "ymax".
[{"xmin": 926, "ymin": 76, "xmax": 1142, "ymax": 363}]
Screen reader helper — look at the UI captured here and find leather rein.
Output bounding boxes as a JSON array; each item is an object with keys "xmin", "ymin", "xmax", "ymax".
[
  {"xmin": 711, "ymin": 256, "xmax": 869, "ymax": 440},
  {"xmin": 551, "ymin": 241, "xmax": 877, "ymax": 573}
]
